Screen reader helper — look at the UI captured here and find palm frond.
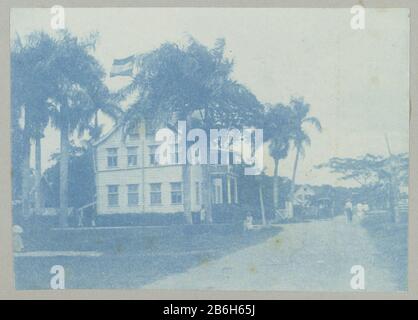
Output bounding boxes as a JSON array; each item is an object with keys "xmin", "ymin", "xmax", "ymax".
[{"xmin": 303, "ymin": 116, "xmax": 322, "ymax": 132}]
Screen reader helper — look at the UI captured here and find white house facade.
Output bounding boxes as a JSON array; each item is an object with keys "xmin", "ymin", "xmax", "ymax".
[{"xmin": 93, "ymin": 121, "xmax": 239, "ymax": 215}]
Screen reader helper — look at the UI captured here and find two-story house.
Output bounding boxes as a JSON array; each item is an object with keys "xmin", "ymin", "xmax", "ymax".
[{"xmin": 92, "ymin": 121, "xmax": 239, "ymax": 217}]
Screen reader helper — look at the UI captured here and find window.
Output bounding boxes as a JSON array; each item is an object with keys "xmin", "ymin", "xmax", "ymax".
[
  {"xmin": 127, "ymin": 123, "xmax": 140, "ymax": 140},
  {"xmin": 127, "ymin": 147, "xmax": 138, "ymax": 167},
  {"xmin": 150, "ymin": 183, "xmax": 162, "ymax": 205},
  {"xmin": 154, "ymin": 143, "xmax": 178, "ymax": 165},
  {"xmin": 146, "ymin": 125, "xmax": 157, "ymax": 136},
  {"xmin": 212, "ymin": 178, "xmax": 223, "ymax": 204},
  {"xmin": 195, "ymin": 181, "xmax": 200, "ymax": 205},
  {"xmin": 170, "ymin": 144, "xmax": 179, "ymax": 165},
  {"xmin": 170, "ymin": 182, "xmax": 183, "ymax": 204},
  {"xmin": 149, "ymin": 145, "xmax": 158, "ymax": 166},
  {"xmin": 107, "ymin": 148, "xmax": 118, "ymax": 168},
  {"xmin": 127, "ymin": 184, "xmax": 139, "ymax": 206},
  {"xmin": 107, "ymin": 185, "xmax": 119, "ymax": 207}
]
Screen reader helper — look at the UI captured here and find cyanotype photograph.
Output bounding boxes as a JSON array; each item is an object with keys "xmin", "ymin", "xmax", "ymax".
[{"xmin": 10, "ymin": 7, "xmax": 409, "ymax": 291}]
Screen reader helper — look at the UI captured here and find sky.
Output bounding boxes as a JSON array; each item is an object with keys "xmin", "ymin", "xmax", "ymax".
[{"xmin": 10, "ymin": 8, "xmax": 410, "ymax": 187}]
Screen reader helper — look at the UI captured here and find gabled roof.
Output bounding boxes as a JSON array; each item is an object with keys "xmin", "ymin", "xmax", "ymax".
[
  {"xmin": 91, "ymin": 124, "xmax": 121, "ymax": 147},
  {"xmin": 295, "ymin": 185, "xmax": 315, "ymax": 195}
]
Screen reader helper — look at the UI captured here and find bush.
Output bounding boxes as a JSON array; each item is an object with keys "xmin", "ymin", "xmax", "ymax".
[
  {"xmin": 96, "ymin": 212, "xmax": 186, "ymax": 226},
  {"xmin": 212, "ymin": 204, "xmax": 248, "ymax": 223}
]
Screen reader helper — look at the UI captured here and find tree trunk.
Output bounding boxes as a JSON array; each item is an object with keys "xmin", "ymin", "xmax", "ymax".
[
  {"xmin": 201, "ymin": 111, "xmax": 213, "ymax": 224},
  {"xmin": 259, "ymin": 180, "xmax": 266, "ymax": 226},
  {"xmin": 202, "ymin": 164, "xmax": 213, "ymax": 223},
  {"xmin": 21, "ymin": 134, "xmax": 31, "ymax": 218},
  {"xmin": 182, "ymin": 164, "xmax": 192, "ymax": 224},
  {"xmin": 182, "ymin": 115, "xmax": 192, "ymax": 224},
  {"xmin": 287, "ymin": 148, "xmax": 301, "ymax": 220},
  {"xmin": 273, "ymin": 159, "xmax": 280, "ymax": 211},
  {"xmin": 34, "ymin": 135, "xmax": 42, "ymax": 215},
  {"xmin": 59, "ymin": 121, "xmax": 69, "ymax": 227},
  {"xmin": 92, "ymin": 111, "xmax": 100, "ymax": 140},
  {"xmin": 94, "ymin": 111, "xmax": 99, "ymax": 129},
  {"xmin": 289, "ymin": 148, "xmax": 301, "ymax": 201}
]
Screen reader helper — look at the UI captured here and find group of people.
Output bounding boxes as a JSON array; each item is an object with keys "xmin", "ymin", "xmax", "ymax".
[{"xmin": 344, "ymin": 200, "xmax": 369, "ymax": 223}]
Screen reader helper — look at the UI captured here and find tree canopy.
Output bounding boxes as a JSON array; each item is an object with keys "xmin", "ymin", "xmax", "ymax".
[
  {"xmin": 264, "ymin": 103, "xmax": 294, "ymax": 162},
  {"xmin": 119, "ymin": 37, "xmax": 264, "ymax": 134},
  {"xmin": 12, "ymin": 31, "xmax": 122, "ymax": 140},
  {"xmin": 316, "ymin": 153, "xmax": 408, "ymax": 187}
]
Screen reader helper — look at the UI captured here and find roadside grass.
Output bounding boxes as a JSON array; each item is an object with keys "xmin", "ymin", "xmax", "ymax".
[
  {"xmin": 14, "ymin": 224, "xmax": 281, "ymax": 289},
  {"xmin": 360, "ymin": 212, "xmax": 408, "ymax": 291},
  {"xmin": 21, "ymin": 223, "xmax": 281, "ymax": 254}
]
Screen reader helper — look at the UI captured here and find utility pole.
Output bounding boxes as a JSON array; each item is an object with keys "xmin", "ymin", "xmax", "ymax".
[
  {"xmin": 384, "ymin": 134, "xmax": 398, "ymax": 223},
  {"xmin": 256, "ymin": 172, "xmax": 267, "ymax": 226}
]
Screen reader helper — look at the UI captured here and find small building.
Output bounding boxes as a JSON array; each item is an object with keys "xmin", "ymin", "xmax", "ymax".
[
  {"xmin": 92, "ymin": 120, "xmax": 239, "ymax": 216},
  {"xmin": 293, "ymin": 185, "xmax": 315, "ymax": 206}
]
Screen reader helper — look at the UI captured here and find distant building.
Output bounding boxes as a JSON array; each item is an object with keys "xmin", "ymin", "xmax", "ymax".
[
  {"xmin": 92, "ymin": 120, "xmax": 239, "ymax": 215},
  {"xmin": 293, "ymin": 185, "xmax": 315, "ymax": 206}
]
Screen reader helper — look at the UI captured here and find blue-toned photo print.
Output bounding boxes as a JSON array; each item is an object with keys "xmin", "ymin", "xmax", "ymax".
[{"xmin": 10, "ymin": 7, "xmax": 409, "ymax": 291}]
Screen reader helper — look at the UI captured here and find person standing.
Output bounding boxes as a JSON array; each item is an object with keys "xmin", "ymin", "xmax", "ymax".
[
  {"xmin": 243, "ymin": 213, "xmax": 254, "ymax": 231},
  {"xmin": 344, "ymin": 199, "xmax": 353, "ymax": 223},
  {"xmin": 12, "ymin": 225, "xmax": 24, "ymax": 252},
  {"xmin": 200, "ymin": 205, "xmax": 206, "ymax": 224}
]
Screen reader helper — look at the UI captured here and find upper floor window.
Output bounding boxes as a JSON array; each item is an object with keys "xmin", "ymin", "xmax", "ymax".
[
  {"xmin": 149, "ymin": 145, "xmax": 158, "ymax": 166},
  {"xmin": 127, "ymin": 123, "xmax": 140, "ymax": 140},
  {"xmin": 107, "ymin": 148, "xmax": 118, "ymax": 168},
  {"xmin": 127, "ymin": 147, "xmax": 138, "ymax": 167},
  {"xmin": 170, "ymin": 144, "xmax": 179, "ymax": 165},
  {"xmin": 150, "ymin": 183, "xmax": 162, "ymax": 205},
  {"xmin": 107, "ymin": 185, "xmax": 119, "ymax": 207},
  {"xmin": 170, "ymin": 182, "xmax": 183, "ymax": 204},
  {"xmin": 146, "ymin": 124, "xmax": 157, "ymax": 137}
]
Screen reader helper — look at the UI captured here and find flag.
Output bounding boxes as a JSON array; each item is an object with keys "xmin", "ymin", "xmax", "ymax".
[{"xmin": 110, "ymin": 55, "xmax": 135, "ymax": 77}]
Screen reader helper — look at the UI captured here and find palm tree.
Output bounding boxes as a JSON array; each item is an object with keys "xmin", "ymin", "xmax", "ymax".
[
  {"xmin": 12, "ymin": 31, "xmax": 120, "ymax": 226},
  {"xmin": 11, "ymin": 33, "xmax": 53, "ymax": 218},
  {"xmin": 264, "ymin": 104, "xmax": 293, "ymax": 212},
  {"xmin": 41, "ymin": 31, "xmax": 117, "ymax": 227},
  {"xmin": 288, "ymin": 98, "xmax": 322, "ymax": 207},
  {"xmin": 119, "ymin": 37, "xmax": 263, "ymax": 224}
]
